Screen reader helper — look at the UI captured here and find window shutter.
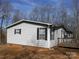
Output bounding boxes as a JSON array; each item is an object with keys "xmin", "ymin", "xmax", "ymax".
[
  {"xmin": 19, "ymin": 29, "xmax": 21, "ymax": 34},
  {"xmin": 14, "ymin": 29, "xmax": 16, "ymax": 34},
  {"xmin": 45, "ymin": 28, "xmax": 47, "ymax": 40},
  {"xmin": 50, "ymin": 29, "xmax": 52, "ymax": 40},
  {"xmin": 37, "ymin": 28, "xmax": 39, "ymax": 40}
]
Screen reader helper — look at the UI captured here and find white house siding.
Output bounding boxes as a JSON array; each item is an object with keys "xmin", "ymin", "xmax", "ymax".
[
  {"xmin": 7, "ymin": 23, "xmax": 24, "ymax": 45},
  {"xmin": 7, "ymin": 23, "xmax": 48, "ymax": 48}
]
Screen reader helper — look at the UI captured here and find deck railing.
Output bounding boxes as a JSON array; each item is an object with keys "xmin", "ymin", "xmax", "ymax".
[{"xmin": 57, "ymin": 38, "xmax": 78, "ymax": 48}]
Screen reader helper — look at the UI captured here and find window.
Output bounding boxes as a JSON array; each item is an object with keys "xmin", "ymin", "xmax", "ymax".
[
  {"xmin": 52, "ymin": 31, "xmax": 55, "ymax": 40},
  {"xmin": 37, "ymin": 28, "xmax": 47, "ymax": 40},
  {"xmin": 64, "ymin": 32, "xmax": 68, "ymax": 38},
  {"xmin": 14, "ymin": 29, "xmax": 21, "ymax": 34},
  {"xmin": 61, "ymin": 30, "xmax": 67, "ymax": 39},
  {"xmin": 50, "ymin": 29, "xmax": 54, "ymax": 40},
  {"xmin": 64, "ymin": 35, "xmax": 68, "ymax": 38}
]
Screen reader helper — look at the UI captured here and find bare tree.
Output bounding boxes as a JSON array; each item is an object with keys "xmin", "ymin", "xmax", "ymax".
[
  {"xmin": 58, "ymin": 0, "xmax": 68, "ymax": 26},
  {"xmin": 0, "ymin": 0, "xmax": 13, "ymax": 44},
  {"xmin": 72, "ymin": 0, "xmax": 79, "ymax": 46},
  {"xmin": 13, "ymin": 10, "xmax": 21, "ymax": 23},
  {"xmin": 29, "ymin": 7, "xmax": 39, "ymax": 21},
  {"xmin": 13, "ymin": 10, "xmax": 27, "ymax": 23},
  {"xmin": 29, "ymin": 4, "xmax": 55, "ymax": 23}
]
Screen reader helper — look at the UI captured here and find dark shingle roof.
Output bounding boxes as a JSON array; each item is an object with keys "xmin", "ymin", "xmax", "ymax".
[
  {"xmin": 6, "ymin": 19, "xmax": 72, "ymax": 33},
  {"xmin": 6, "ymin": 19, "xmax": 52, "ymax": 29},
  {"xmin": 53, "ymin": 25, "xmax": 73, "ymax": 33}
]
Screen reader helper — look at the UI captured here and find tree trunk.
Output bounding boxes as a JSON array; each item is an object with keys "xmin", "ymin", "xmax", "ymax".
[{"xmin": 0, "ymin": 19, "xmax": 4, "ymax": 44}]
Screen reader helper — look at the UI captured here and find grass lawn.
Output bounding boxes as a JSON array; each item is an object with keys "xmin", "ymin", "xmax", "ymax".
[{"xmin": 0, "ymin": 44, "xmax": 79, "ymax": 59}]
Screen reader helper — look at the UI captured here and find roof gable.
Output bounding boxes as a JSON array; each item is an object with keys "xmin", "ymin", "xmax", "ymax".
[
  {"xmin": 7, "ymin": 19, "xmax": 52, "ymax": 29},
  {"xmin": 6, "ymin": 19, "xmax": 73, "ymax": 34}
]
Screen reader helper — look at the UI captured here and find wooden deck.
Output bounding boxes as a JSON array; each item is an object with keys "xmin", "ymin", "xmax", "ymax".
[{"xmin": 58, "ymin": 39, "xmax": 79, "ymax": 48}]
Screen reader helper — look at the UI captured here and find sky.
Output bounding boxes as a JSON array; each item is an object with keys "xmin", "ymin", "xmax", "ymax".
[
  {"xmin": 11, "ymin": 0, "xmax": 58, "ymax": 14},
  {"xmin": 0, "ymin": 0, "xmax": 74, "ymax": 27},
  {"xmin": 6, "ymin": 0, "xmax": 72, "ymax": 15}
]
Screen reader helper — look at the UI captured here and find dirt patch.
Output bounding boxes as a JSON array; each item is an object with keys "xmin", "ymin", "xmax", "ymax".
[{"xmin": 0, "ymin": 44, "xmax": 79, "ymax": 59}]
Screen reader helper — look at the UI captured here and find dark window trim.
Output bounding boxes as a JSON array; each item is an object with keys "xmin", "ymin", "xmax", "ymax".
[
  {"xmin": 14, "ymin": 29, "xmax": 21, "ymax": 34},
  {"xmin": 37, "ymin": 28, "xmax": 39, "ymax": 40},
  {"xmin": 37, "ymin": 28, "xmax": 47, "ymax": 40},
  {"xmin": 61, "ymin": 30, "xmax": 63, "ymax": 38},
  {"xmin": 50, "ymin": 29, "xmax": 52, "ymax": 40},
  {"xmin": 53, "ymin": 31, "xmax": 55, "ymax": 40}
]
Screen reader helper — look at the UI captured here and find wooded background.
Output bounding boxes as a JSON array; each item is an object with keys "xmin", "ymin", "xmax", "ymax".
[{"xmin": 0, "ymin": 0, "xmax": 79, "ymax": 44}]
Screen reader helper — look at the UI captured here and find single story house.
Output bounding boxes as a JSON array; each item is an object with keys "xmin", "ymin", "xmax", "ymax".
[{"xmin": 7, "ymin": 19, "xmax": 73, "ymax": 48}]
